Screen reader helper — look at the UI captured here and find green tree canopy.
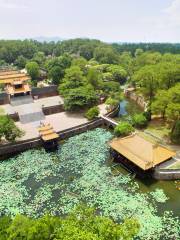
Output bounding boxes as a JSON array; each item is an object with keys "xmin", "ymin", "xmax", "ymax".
[
  {"xmin": 94, "ymin": 46, "xmax": 119, "ymax": 64},
  {"xmin": 59, "ymin": 66, "xmax": 86, "ymax": 96},
  {"xmin": 64, "ymin": 85, "xmax": 98, "ymax": 111},
  {"xmin": 25, "ymin": 61, "xmax": 40, "ymax": 81},
  {"xmin": 1, "ymin": 206, "xmax": 139, "ymax": 240},
  {"xmin": 48, "ymin": 66, "xmax": 63, "ymax": 85}
]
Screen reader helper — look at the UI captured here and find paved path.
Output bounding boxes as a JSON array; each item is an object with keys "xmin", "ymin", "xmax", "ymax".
[{"xmin": 16, "ymin": 103, "xmax": 107, "ymax": 141}]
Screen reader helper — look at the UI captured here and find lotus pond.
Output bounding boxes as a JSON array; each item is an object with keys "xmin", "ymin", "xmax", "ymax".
[{"xmin": 0, "ymin": 128, "xmax": 179, "ymax": 239}]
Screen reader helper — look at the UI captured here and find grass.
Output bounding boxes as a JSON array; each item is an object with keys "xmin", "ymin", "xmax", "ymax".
[
  {"xmin": 146, "ymin": 119, "xmax": 171, "ymax": 139},
  {"xmin": 0, "ymin": 107, "xmax": 5, "ymax": 115}
]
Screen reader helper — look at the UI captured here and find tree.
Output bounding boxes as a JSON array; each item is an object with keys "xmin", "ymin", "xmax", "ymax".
[
  {"xmin": 3, "ymin": 206, "xmax": 140, "ymax": 240},
  {"xmin": 94, "ymin": 46, "xmax": 119, "ymax": 64},
  {"xmin": 48, "ymin": 66, "xmax": 63, "ymax": 85},
  {"xmin": 151, "ymin": 90, "xmax": 170, "ymax": 118},
  {"xmin": 0, "ymin": 116, "xmax": 23, "ymax": 142},
  {"xmin": 107, "ymin": 65, "xmax": 127, "ymax": 84},
  {"xmin": 64, "ymin": 85, "xmax": 98, "ymax": 111},
  {"xmin": 26, "ymin": 61, "xmax": 40, "ymax": 81},
  {"xmin": 15, "ymin": 55, "xmax": 27, "ymax": 68},
  {"xmin": 133, "ymin": 65, "xmax": 159, "ymax": 104},
  {"xmin": 85, "ymin": 106, "xmax": 100, "ymax": 120},
  {"xmin": 166, "ymin": 103, "xmax": 180, "ymax": 123},
  {"xmin": 33, "ymin": 51, "xmax": 46, "ymax": 65},
  {"xmin": 103, "ymin": 81, "xmax": 120, "ymax": 94},
  {"xmin": 171, "ymin": 120, "xmax": 180, "ymax": 144},
  {"xmin": 45, "ymin": 54, "xmax": 72, "ymax": 83},
  {"xmin": 119, "ymin": 51, "xmax": 134, "ymax": 75},
  {"xmin": 132, "ymin": 113, "xmax": 148, "ymax": 128},
  {"xmin": 0, "ymin": 216, "xmax": 12, "ymax": 240},
  {"xmin": 59, "ymin": 66, "xmax": 86, "ymax": 96},
  {"xmin": 87, "ymin": 68, "xmax": 103, "ymax": 89},
  {"xmin": 135, "ymin": 48, "xmax": 144, "ymax": 57},
  {"xmin": 157, "ymin": 62, "xmax": 180, "ymax": 89},
  {"xmin": 71, "ymin": 57, "xmax": 88, "ymax": 72},
  {"xmin": 114, "ymin": 122, "xmax": 134, "ymax": 137}
]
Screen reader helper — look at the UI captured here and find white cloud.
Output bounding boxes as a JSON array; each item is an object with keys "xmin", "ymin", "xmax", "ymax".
[{"xmin": 0, "ymin": 0, "xmax": 29, "ymax": 9}]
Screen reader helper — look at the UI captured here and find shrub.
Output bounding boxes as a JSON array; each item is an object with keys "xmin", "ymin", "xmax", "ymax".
[
  {"xmin": 171, "ymin": 120, "xmax": 180, "ymax": 144},
  {"xmin": 85, "ymin": 106, "xmax": 100, "ymax": 120},
  {"xmin": 0, "ymin": 116, "xmax": 24, "ymax": 142},
  {"xmin": 132, "ymin": 113, "xmax": 148, "ymax": 128},
  {"xmin": 114, "ymin": 122, "xmax": 134, "ymax": 137},
  {"xmin": 105, "ymin": 97, "xmax": 119, "ymax": 111}
]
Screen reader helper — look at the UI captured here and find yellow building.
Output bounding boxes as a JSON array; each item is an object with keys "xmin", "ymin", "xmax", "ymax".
[
  {"xmin": 109, "ymin": 134, "xmax": 176, "ymax": 171},
  {"xmin": 0, "ymin": 70, "xmax": 31, "ymax": 97}
]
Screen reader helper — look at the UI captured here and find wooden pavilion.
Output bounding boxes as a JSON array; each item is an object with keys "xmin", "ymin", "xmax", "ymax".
[
  {"xmin": 38, "ymin": 123, "xmax": 59, "ymax": 150},
  {"xmin": 109, "ymin": 134, "xmax": 176, "ymax": 171},
  {"xmin": 0, "ymin": 70, "xmax": 31, "ymax": 97}
]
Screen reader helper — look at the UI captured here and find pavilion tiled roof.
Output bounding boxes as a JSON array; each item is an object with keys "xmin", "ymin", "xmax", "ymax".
[{"xmin": 109, "ymin": 134, "xmax": 176, "ymax": 170}]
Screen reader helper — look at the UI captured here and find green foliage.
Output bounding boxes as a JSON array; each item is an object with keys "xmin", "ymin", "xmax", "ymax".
[
  {"xmin": 85, "ymin": 106, "xmax": 100, "ymax": 120},
  {"xmin": 133, "ymin": 65, "xmax": 159, "ymax": 102},
  {"xmin": 71, "ymin": 57, "xmax": 88, "ymax": 72},
  {"xmin": 48, "ymin": 66, "xmax": 63, "ymax": 85},
  {"xmin": 171, "ymin": 120, "xmax": 180, "ymax": 144},
  {"xmin": 94, "ymin": 46, "xmax": 119, "ymax": 64},
  {"xmin": 114, "ymin": 122, "xmax": 134, "ymax": 136},
  {"xmin": 64, "ymin": 85, "xmax": 98, "ymax": 111},
  {"xmin": 0, "ymin": 207, "xmax": 139, "ymax": 240},
  {"xmin": 0, "ymin": 216, "xmax": 12, "ymax": 240},
  {"xmin": 0, "ymin": 115, "xmax": 23, "ymax": 142},
  {"xmin": 15, "ymin": 55, "xmax": 27, "ymax": 68},
  {"xmin": 151, "ymin": 84, "xmax": 180, "ymax": 124},
  {"xmin": 32, "ymin": 51, "xmax": 46, "ymax": 65},
  {"xmin": 25, "ymin": 61, "xmax": 40, "ymax": 81},
  {"xmin": 132, "ymin": 113, "xmax": 148, "ymax": 128},
  {"xmin": 107, "ymin": 65, "xmax": 127, "ymax": 84},
  {"xmin": 87, "ymin": 68, "xmax": 103, "ymax": 89},
  {"xmin": 59, "ymin": 66, "xmax": 86, "ymax": 96},
  {"xmin": 102, "ymin": 81, "xmax": 120, "ymax": 94},
  {"xmin": 151, "ymin": 90, "xmax": 169, "ymax": 118},
  {"xmin": 105, "ymin": 97, "xmax": 119, "ymax": 111},
  {"xmin": 45, "ymin": 54, "xmax": 72, "ymax": 83}
]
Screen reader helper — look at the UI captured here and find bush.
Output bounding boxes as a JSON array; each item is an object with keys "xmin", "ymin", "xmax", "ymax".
[
  {"xmin": 0, "ymin": 116, "xmax": 24, "ymax": 142},
  {"xmin": 171, "ymin": 120, "xmax": 180, "ymax": 144},
  {"xmin": 105, "ymin": 97, "xmax": 119, "ymax": 111},
  {"xmin": 132, "ymin": 113, "xmax": 148, "ymax": 128},
  {"xmin": 85, "ymin": 106, "xmax": 100, "ymax": 120},
  {"xmin": 114, "ymin": 122, "xmax": 134, "ymax": 137},
  {"xmin": 0, "ymin": 206, "xmax": 139, "ymax": 240}
]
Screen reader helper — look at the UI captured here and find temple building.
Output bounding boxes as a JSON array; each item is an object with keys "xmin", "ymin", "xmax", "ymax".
[
  {"xmin": 38, "ymin": 123, "xmax": 59, "ymax": 151},
  {"xmin": 109, "ymin": 134, "xmax": 175, "ymax": 171},
  {"xmin": 0, "ymin": 70, "xmax": 31, "ymax": 98}
]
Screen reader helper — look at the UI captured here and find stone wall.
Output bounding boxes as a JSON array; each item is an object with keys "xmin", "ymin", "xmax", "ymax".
[
  {"xmin": 31, "ymin": 85, "xmax": 58, "ymax": 99},
  {"xmin": 153, "ymin": 168, "xmax": 180, "ymax": 180},
  {"xmin": 0, "ymin": 92, "xmax": 9, "ymax": 105},
  {"xmin": 124, "ymin": 88, "xmax": 147, "ymax": 110},
  {"xmin": 42, "ymin": 104, "xmax": 64, "ymax": 115},
  {"xmin": 0, "ymin": 118, "xmax": 104, "ymax": 160}
]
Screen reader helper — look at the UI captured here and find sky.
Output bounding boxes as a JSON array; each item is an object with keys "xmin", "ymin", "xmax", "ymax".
[{"xmin": 0, "ymin": 0, "xmax": 179, "ymax": 42}]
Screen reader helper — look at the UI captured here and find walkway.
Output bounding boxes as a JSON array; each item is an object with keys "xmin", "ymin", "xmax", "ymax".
[{"xmin": 16, "ymin": 103, "xmax": 107, "ymax": 141}]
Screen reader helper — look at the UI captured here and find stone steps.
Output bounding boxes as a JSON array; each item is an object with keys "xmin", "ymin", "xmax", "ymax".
[{"xmin": 10, "ymin": 95, "xmax": 33, "ymax": 106}]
